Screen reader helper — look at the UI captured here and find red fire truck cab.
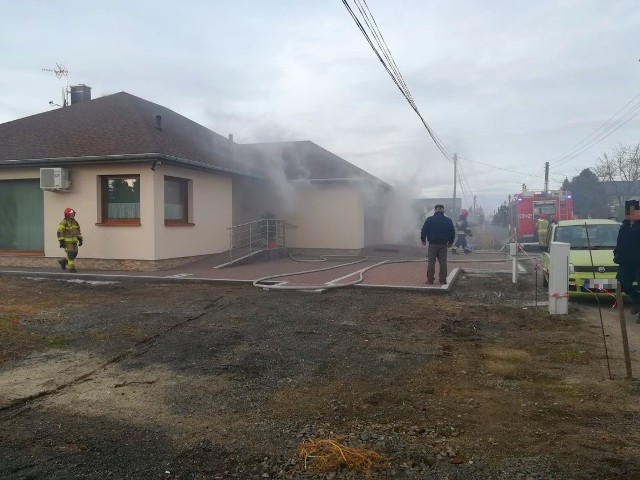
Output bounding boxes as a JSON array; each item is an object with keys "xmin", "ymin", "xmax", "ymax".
[{"xmin": 508, "ymin": 190, "xmax": 573, "ymax": 243}]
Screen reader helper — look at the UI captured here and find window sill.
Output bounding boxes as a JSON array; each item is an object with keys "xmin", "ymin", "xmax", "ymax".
[
  {"xmin": 95, "ymin": 221, "xmax": 141, "ymax": 226},
  {"xmin": 165, "ymin": 221, "xmax": 195, "ymax": 227}
]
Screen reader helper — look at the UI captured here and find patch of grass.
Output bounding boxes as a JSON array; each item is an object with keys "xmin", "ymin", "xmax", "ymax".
[
  {"xmin": 483, "ymin": 346, "xmax": 531, "ymax": 378},
  {"xmin": 486, "ymin": 360, "xmax": 520, "ymax": 378},
  {"xmin": 90, "ymin": 330, "xmax": 110, "ymax": 341},
  {"xmin": 47, "ymin": 337, "xmax": 66, "ymax": 349},
  {"xmin": 551, "ymin": 346, "xmax": 588, "ymax": 364},
  {"xmin": 0, "ymin": 314, "xmax": 48, "ymax": 364},
  {"xmin": 123, "ymin": 326, "xmax": 142, "ymax": 337}
]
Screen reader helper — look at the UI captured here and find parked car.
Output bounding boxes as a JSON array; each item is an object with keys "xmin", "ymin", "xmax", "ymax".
[{"xmin": 541, "ymin": 219, "xmax": 620, "ymax": 294}]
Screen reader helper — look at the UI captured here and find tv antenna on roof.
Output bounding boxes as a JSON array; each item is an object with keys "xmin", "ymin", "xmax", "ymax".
[{"xmin": 42, "ymin": 63, "xmax": 70, "ymax": 107}]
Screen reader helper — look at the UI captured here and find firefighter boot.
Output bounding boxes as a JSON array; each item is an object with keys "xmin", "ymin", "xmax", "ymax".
[
  {"xmin": 451, "ymin": 247, "xmax": 458, "ymax": 254},
  {"xmin": 463, "ymin": 248, "xmax": 471, "ymax": 254},
  {"xmin": 58, "ymin": 258, "xmax": 68, "ymax": 270}
]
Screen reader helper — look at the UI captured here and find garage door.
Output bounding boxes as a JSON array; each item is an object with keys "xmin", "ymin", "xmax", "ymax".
[{"xmin": 0, "ymin": 179, "xmax": 44, "ymax": 251}]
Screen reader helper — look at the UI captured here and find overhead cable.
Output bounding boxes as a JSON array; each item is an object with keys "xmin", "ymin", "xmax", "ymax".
[
  {"xmin": 550, "ymin": 91, "xmax": 640, "ymax": 167},
  {"xmin": 342, "ymin": 0, "xmax": 453, "ymax": 161}
]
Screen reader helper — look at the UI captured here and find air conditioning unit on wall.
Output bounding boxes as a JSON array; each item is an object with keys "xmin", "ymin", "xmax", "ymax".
[{"xmin": 40, "ymin": 168, "xmax": 71, "ymax": 191}]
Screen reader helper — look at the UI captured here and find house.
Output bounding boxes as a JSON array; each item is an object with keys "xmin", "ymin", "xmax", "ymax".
[
  {"xmin": 413, "ymin": 197, "xmax": 462, "ymax": 222},
  {"xmin": 601, "ymin": 181, "xmax": 640, "ymax": 219},
  {"xmin": 0, "ymin": 88, "xmax": 392, "ymax": 270}
]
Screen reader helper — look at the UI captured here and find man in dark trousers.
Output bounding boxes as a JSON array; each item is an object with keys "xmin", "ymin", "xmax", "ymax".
[
  {"xmin": 614, "ymin": 199, "xmax": 640, "ymax": 319},
  {"xmin": 452, "ymin": 209, "xmax": 473, "ymax": 254},
  {"xmin": 421, "ymin": 204, "xmax": 456, "ymax": 285}
]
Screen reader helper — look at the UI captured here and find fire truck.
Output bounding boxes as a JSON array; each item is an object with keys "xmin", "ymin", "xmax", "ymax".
[{"xmin": 507, "ymin": 190, "xmax": 573, "ymax": 243}]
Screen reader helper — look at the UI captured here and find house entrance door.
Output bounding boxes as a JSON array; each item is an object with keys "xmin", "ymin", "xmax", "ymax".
[
  {"xmin": 364, "ymin": 206, "xmax": 384, "ymax": 246},
  {"xmin": 0, "ymin": 179, "xmax": 44, "ymax": 251}
]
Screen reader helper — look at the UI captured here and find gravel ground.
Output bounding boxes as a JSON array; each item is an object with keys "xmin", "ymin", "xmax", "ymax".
[{"xmin": 0, "ymin": 271, "xmax": 639, "ymax": 480}]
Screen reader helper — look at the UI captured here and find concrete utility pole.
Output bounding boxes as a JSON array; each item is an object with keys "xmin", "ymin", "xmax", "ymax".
[
  {"xmin": 544, "ymin": 161, "xmax": 549, "ymax": 195},
  {"xmin": 452, "ymin": 153, "xmax": 458, "ymax": 217}
]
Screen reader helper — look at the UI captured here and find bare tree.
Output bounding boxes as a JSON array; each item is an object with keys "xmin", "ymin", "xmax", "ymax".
[{"xmin": 593, "ymin": 143, "xmax": 640, "ymax": 217}]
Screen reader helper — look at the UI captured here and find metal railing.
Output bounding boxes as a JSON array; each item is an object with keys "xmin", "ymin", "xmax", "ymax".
[{"xmin": 227, "ymin": 218, "xmax": 293, "ymax": 260}]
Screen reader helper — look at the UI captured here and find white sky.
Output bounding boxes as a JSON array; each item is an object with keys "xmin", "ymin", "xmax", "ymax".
[{"xmin": 2, "ymin": 0, "xmax": 639, "ymax": 214}]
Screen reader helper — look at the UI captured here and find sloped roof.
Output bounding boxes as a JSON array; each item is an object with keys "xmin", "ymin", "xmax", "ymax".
[
  {"xmin": 0, "ymin": 92, "xmax": 248, "ymax": 173},
  {"xmin": 0, "ymin": 92, "xmax": 387, "ymax": 185},
  {"xmin": 239, "ymin": 141, "xmax": 388, "ymax": 186},
  {"xmin": 600, "ymin": 180, "xmax": 640, "ymax": 198}
]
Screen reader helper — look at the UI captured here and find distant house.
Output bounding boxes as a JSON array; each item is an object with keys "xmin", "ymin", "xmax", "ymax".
[
  {"xmin": 0, "ymin": 88, "xmax": 391, "ymax": 269},
  {"xmin": 413, "ymin": 197, "xmax": 462, "ymax": 221},
  {"xmin": 601, "ymin": 181, "xmax": 640, "ymax": 218}
]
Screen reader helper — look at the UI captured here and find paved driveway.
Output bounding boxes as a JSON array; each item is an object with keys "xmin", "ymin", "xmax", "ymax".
[{"xmin": 0, "ymin": 250, "xmax": 516, "ymax": 292}]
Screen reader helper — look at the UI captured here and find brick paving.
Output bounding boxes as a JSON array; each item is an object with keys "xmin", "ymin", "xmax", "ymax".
[{"xmin": 0, "ymin": 250, "xmax": 516, "ymax": 292}]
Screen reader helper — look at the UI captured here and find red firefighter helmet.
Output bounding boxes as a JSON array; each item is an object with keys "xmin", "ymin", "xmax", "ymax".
[
  {"xmin": 460, "ymin": 209, "xmax": 469, "ymax": 217},
  {"xmin": 539, "ymin": 213, "xmax": 546, "ymax": 220},
  {"xmin": 64, "ymin": 208, "xmax": 76, "ymax": 218}
]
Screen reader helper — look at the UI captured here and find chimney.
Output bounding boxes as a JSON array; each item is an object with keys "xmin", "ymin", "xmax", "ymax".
[
  {"xmin": 155, "ymin": 115, "xmax": 162, "ymax": 130},
  {"xmin": 69, "ymin": 84, "xmax": 91, "ymax": 105},
  {"xmin": 228, "ymin": 133, "xmax": 234, "ymax": 142}
]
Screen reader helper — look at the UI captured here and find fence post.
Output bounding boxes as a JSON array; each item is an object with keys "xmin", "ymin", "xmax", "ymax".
[
  {"xmin": 616, "ymin": 282, "xmax": 633, "ymax": 379},
  {"xmin": 509, "ymin": 242, "xmax": 518, "ymax": 283},
  {"xmin": 548, "ymin": 241, "xmax": 570, "ymax": 315}
]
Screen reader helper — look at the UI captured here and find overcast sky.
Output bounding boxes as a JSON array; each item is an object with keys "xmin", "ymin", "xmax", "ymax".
[{"xmin": 2, "ymin": 0, "xmax": 639, "ymax": 213}]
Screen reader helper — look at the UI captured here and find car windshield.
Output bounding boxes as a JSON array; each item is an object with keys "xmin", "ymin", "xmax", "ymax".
[{"xmin": 553, "ymin": 224, "xmax": 619, "ymax": 249}]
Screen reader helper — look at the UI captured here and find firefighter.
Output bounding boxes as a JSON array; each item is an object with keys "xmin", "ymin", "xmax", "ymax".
[
  {"xmin": 536, "ymin": 213, "xmax": 549, "ymax": 246},
  {"xmin": 452, "ymin": 209, "xmax": 472, "ymax": 254},
  {"xmin": 57, "ymin": 207, "xmax": 83, "ymax": 273}
]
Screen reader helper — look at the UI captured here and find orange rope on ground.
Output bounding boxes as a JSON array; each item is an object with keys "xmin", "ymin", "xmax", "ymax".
[{"xmin": 298, "ymin": 439, "xmax": 389, "ymax": 476}]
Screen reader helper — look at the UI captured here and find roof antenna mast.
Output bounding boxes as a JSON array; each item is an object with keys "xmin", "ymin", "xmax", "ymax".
[{"xmin": 41, "ymin": 63, "xmax": 69, "ymax": 107}]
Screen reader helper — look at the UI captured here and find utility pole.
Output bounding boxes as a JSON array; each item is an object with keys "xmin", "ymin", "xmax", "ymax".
[
  {"xmin": 473, "ymin": 195, "xmax": 476, "ymax": 211},
  {"xmin": 544, "ymin": 161, "xmax": 549, "ymax": 195},
  {"xmin": 452, "ymin": 153, "xmax": 458, "ymax": 217}
]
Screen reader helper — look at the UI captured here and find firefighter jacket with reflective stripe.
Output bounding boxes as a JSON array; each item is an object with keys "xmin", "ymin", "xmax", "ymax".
[
  {"xmin": 536, "ymin": 218, "xmax": 549, "ymax": 239},
  {"xmin": 455, "ymin": 217, "xmax": 471, "ymax": 236},
  {"xmin": 57, "ymin": 219, "xmax": 83, "ymax": 243}
]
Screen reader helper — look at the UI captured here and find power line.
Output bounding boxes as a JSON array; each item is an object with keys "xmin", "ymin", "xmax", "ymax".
[
  {"xmin": 355, "ymin": 0, "xmax": 411, "ymax": 99},
  {"xmin": 550, "ymin": 91, "xmax": 640, "ymax": 167},
  {"xmin": 341, "ymin": 0, "xmax": 453, "ymax": 162},
  {"xmin": 459, "ymin": 156, "xmax": 565, "ymax": 180}
]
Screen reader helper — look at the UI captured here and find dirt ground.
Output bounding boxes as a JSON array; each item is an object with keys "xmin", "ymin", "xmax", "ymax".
[{"xmin": 1, "ymin": 269, "xmax": 639, "ymax": 480}]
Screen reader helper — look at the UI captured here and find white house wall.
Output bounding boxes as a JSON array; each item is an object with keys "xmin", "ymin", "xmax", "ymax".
[
  {"xmin": 0, "ymin": 164, "xmax": 233, "ymax": 262},
  {"xmin": 153, "ymin": 165, "xmax": 232, "ymax": 259},
  {"xmin": 48, "ymin": 164, "xmax": 156, "ymax": 260},
  {"xmin": 286, "ymin": 184, "xmax": 364, "ymax": 249}
]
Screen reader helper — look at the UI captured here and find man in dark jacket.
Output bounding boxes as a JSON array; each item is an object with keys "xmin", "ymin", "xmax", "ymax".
[
  {"xmin": 421, "ymin": 204, "xmax": 456, "ymax": 285},
  {"xmin": 614, "ymin": 200, "xmax": 640, "ymax": 317}
]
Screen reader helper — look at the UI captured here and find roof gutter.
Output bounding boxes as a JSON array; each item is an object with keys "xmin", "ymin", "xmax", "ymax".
[{"xmin": 0, "ymin": 153, "xmax": 266, "ymax": 179}]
